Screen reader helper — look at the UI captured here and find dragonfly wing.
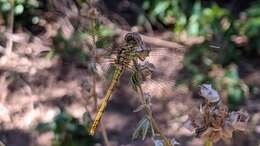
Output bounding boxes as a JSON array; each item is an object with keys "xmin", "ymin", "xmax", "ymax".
[
  {"xmin": 96, "ymin": 59, "xmax": 117, "ymax": 82},
  {"xmin": 96, "ymin": 47, "xmax": 118, "ymax": 60},
  {"xmin": 96, "ymin": 46, "xmax": 185, "ymax": 98},
  {"xmin": 141, "ymin": 78, "xmax": 176, "ymax": 97},
  {"xmin": 139, "ymin": 47, "xmax": 185, "ymax": 97}
]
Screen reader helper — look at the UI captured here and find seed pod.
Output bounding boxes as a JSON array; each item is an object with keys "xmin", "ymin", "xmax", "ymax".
[
  {"xmin": 200, "ymin": 84, "xmax": 220, "ymax": 103},
  {"xmin": 139, "ymin": 62, "xmax": 155, "ymax": 80},
  {"xmin": 136, "ymin": 46, "xmax": 151, "ymax": 61}
]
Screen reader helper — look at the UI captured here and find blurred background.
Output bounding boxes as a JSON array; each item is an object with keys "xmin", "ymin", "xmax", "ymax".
[{"xmin": 0, "ymin": 0, "xmax": 259, "ymax": 146}]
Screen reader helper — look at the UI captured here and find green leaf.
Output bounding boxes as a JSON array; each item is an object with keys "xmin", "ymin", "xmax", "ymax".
[
  {"xmin": 0, "ymin": 0, "xmax": 8, "ymax": 3},
  {"xmin": 83, "ymin": 112, "xmax": 92, "ymax": 130},
  {"xmin": 142, "ymin": 118, "xmax": 150, "ymax": 140},
  {"xmin": 132, "ymin": 117, "xmax": 151, "ymax": 140},
  {"xmin": 247, "ymin": 6, "xmax": 260, "ymax": 17},
  {"xmin": 1, "ymin": 2, "xmax": 11, "ymax": 11},
  {"xmin": 16, "ymin": 0, "xmax": 25, "ymax": 4},
  {"xmin": 143, "ymin": 0, "xmax": 150, "ymax": 10},
  {"xmin": 14, "ymin": 4, "xmax": 24, "ymax": 14},
  {"xmin": 97, "ymin": 25, "xmax": 114, "ymax": 37},
  {"xmin": 130, "ymin": 71, "xmax": 143, "ymax": 91},
  {"xmin": 36, "ymin": 122, "xmax": 56, "ymax": 133},
  {"xmin": 211, "ymin": 4, "xmax": 228, "ymax": 18},
  {"xmin": 32, "ymin": 16, "xmax": 40, "ymax": 24},
  {"xmin": 153, "ymin": 1, "xmax": 170, "ymax": 15}
]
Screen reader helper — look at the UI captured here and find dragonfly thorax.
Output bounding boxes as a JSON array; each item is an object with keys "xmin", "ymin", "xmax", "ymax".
[
  {"xmin": 114, "ymin": 32, "xmax": 150, "ymax": 67},
  {"xmin": 125, "ymin": 32, "xmax": 150, "ymax": 61},
  {"xmin": 114, "ymin": 43, "xmax": 134, "ymax": 67}
]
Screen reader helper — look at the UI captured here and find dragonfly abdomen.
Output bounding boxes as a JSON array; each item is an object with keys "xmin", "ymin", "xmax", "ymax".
[{"xmin": 89, "ymin": 66, "xmax": 124, "ymax": 135}]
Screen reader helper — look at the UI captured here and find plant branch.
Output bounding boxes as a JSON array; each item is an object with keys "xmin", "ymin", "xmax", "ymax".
[
  {"xmin": 101, "ymin": 123, "xmax": 111, "ymax": 146},
  {"xmin": 90, "ymin": 7, "xmax": 97, "ymax": 106},
  {"xmin": 6, "ymin": 0, "xmax": 14, "ymax": 55},
  {"xmin": 89, "ymin": 3, "xmax": 110, "ymax": 145},
  {"xmin": 133, "ymin": 60, "xmax": 171, "ymax": 146},
  {"xmin": 100, "ymin": 16, "xmax": 185, "ymax": 51},
  {"xmin": 137, "ymin": 86, "xmax": 172, "ymax": 146}
]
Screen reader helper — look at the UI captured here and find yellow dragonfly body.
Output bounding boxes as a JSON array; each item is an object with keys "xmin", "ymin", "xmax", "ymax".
[{"xmin": 89, "ymin": 32, "xmax": 150, "ymax": 135}]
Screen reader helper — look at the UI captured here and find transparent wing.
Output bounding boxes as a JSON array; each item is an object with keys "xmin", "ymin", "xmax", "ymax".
[
  {"xmin": 96, "ymin": 60, "xmax": 116, "ymax": 82},
  {"xmin": 142, "ymin": 44, "xmax": 222, "ymax": 97},
  {"xmin": 139, "ymin": 47, "xmax": 185, "ymax": 96},
  {"xmin": 93, "ymin": 46, "xmax": 186, "ymax": 98}
]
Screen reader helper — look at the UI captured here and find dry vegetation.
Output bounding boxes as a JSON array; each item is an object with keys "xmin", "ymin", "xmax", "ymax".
[{"xmin": 0, "ymin": 0, "xmax": 259, "ymax": 146}]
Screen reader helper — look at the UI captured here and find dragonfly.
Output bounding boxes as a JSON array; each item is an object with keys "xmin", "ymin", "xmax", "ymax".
[
  {"xmin": 86, "ymin": 32, "xmax": 223, "ymax": 136},
  {"xmin": 89, "ymin": 32, "xmax": 152, "ymax": 135},
  {"xmin": 86, "ymin": 30, "xmax": 197, "ymax": 136}
]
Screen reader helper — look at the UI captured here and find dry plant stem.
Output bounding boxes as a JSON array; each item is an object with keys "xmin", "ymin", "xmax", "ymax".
[
  {"xmin": 90, "ymin": 10, "xmax": 97, "ymax": 106},
  {"xmin": 206, "ymin": 139, "xmax": 213, "ymax": 146},
  {"xmin": 6, "ymin": 0, "xmax": 14, "ymax": 55},
  {"xmin": 120, "ymin": 29, "xmax": 184, "ymax": 50},
  {"xmin": 137, "ymin": 86, "xmax": 172, "ymax": 146},
  {"xmin": 101, "ymin": 123, "xmax": 111, "ymax": 146},
  {"xmin": 132, "ymin": 60, "xmax": 171, "ymax": 145},
  {"xmin": 89, "ymin": 3, "xmax": 110, "ymax": 145},
  {"xmin": 100, "ymin": 16, "xmax": 185, "ymax": 50}
]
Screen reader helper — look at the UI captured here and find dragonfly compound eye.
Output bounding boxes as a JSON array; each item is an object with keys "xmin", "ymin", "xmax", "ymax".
[{"xmin": 124, "ymin": 32, "xmax": 142, "ymax": 44}]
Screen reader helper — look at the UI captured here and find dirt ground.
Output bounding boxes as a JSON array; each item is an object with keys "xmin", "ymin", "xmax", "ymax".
[
  {"xmin": 1, "ymin": 42, "xmax": 260, "ymax": 146},
  {"xmin": 0, "ymin": 1, "xmax": 260, "ymax": 146}
]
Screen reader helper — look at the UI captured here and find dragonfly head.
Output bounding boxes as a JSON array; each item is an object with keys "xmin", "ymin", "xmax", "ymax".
[
  {"xmin": 124, "ymin": 32, "xmax": 142, "ymax": 45},
  {"xmin": 125, "ymin": 32, "xmax": 150, "ymax": 61}
]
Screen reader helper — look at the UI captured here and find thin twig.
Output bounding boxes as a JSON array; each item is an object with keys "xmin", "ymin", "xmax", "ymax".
[
  {"xmin": 100, "ymin": 16, "xmax": 185, "ymax": 50},
  {"xmin": 133, "ymin": 60, "xmax": 171, "ymax": 146},
  {"xmin": 101, "ymin": 123, "xmax": 111, "ymax": 146},
  {"xmin": 5, "ymin": 0, "xmax": 14, "ymax": 55},
  {"xmin": 90, "ymin": 9, "xmax": 97, "ymax": 108},
  {"xmin": 89, "ymin": 2, "xmax": 110, "ymax": 145},
  {"xmin": 138, "ymin": 86, "xmax": 172, "ymax": 146}
]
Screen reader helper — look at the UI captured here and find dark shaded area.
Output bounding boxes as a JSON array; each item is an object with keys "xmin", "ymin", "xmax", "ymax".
[
  {"xmin": 0, "ymin": 129, "xmax": 33, "ymax": 146},
  {"xmin": 100, "ymin": 0, "xmax": 259, "ymax": 28},
  {"xmin": 34, "ymin": 95, "xmax": 75, "ymax": 108}
]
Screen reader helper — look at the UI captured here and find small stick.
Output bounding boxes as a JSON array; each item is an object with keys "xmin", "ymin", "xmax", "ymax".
[
  {"xmin": 5, "ymin": 0, "xmax": 14, "ymax": 55},
  {"xmin": 100, "ymin": 16, "xmax": 185, "ymax": 50},
  {"xmin": 89, "ymin": 3, "xmax": 111, "ymax": 145},
  {"xmin": 101, "ymin": 123, "xmax": 111, "ymax": 146},
  {"xmin": 90, "ymin": 8, "xmax": 98, "ymax": 109},
  {"xmin": 133, "ymin": 60, "xmax": 171, "ymax": 146},
  {"xmin": 141, "ymin": 35, "xmax": 185, "ymax": 51},
  {"xmin": 138, "ymin": 86, "xmax": 172, "ymax": 146}
]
